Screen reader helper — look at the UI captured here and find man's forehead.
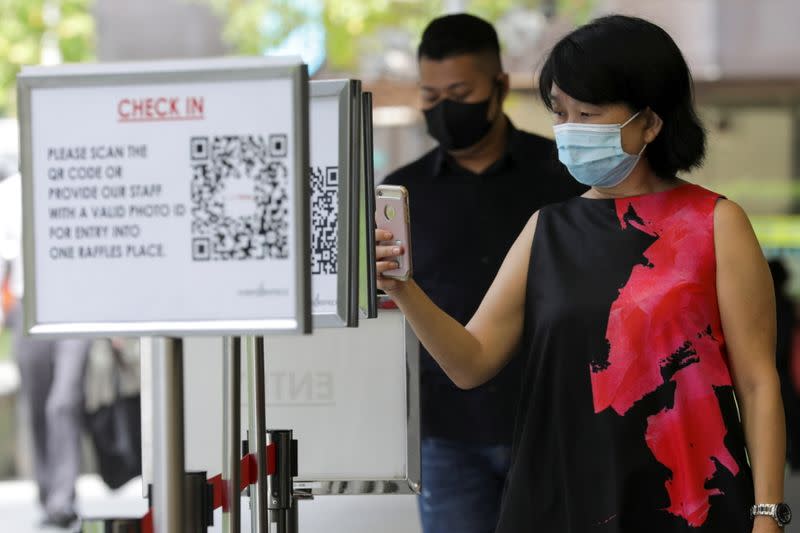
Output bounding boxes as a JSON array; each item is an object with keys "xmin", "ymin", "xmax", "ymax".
[
  {"xmin": 418, "ymin": 54, "xmax": 487, "ymax": 87},
  {"xmin": 419, "ymin": 54, "xmax": 487, "ymax": 74}
]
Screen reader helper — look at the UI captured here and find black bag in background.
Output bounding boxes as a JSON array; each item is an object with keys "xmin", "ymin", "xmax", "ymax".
[{"xmin": 85, "ymin": 345, "xmax": 142, "ymax": 489}]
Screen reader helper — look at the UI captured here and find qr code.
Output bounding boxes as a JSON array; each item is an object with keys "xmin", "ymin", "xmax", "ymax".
[
  {"xmin": 310, "ymin": 166, "xmax": 339, "ymax": 275},
  {"xmin": 190, "ymin": 135, "xmax": 290, "ymax": 261}
]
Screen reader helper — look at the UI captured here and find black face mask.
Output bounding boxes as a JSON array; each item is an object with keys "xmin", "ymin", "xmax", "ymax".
[{"xmin": 423, "ymin": 87, "xmax": 497, "ymax": 151}]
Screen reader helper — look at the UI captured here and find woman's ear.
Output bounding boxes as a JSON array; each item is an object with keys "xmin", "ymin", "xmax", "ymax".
[{"xmin": 643, "ymin": 108, "xmax": 664, "ymax": 144}]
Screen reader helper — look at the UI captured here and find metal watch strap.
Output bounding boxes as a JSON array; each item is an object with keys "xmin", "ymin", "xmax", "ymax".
[
  {"xmin": 752, "ymin": 502, "xmax": 792, "ymax": 527},
  {"xmin": 752, "ymin": 503, "xmax": 778, "ymax": 520}
]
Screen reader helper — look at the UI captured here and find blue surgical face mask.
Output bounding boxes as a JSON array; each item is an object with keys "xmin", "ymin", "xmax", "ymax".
[{"xmin": 553, "ymin": 111, "xmax": 645, "ymax": 188}]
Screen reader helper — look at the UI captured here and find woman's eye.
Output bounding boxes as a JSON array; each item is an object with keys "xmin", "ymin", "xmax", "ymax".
[
  {"xmin": 580, "ymin": 112, "xmax": 593, "ymax": 117},
  {"xmin": 552, "ymin": 111, "xmax": 565, "ymax": 117}
]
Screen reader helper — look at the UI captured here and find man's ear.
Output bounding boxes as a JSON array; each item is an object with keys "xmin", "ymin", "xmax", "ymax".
[{"xmin": 498, "ymin": 73, "xmax": 511, "ymax": 102}]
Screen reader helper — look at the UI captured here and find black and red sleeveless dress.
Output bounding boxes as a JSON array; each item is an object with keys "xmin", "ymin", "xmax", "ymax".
[{"xmin": 496, "ymin": 184, "xmax": 754, "ymax": 532}]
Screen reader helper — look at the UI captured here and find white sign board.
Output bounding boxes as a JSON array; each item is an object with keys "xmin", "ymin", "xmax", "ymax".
[
  {"xmin": 309, "ymin": 80, "xmax": 360, "ymax": 328},
  {"xmin": 17, "ymin": 58, "xmax": 311, "ymax": 336},
  {"xmin": 254, "ymin": 313, "xmax": 418, "ymax": 488},
  {"xmin": 140, "ymin": 310, "xmax": 421, "ymax": 494}
]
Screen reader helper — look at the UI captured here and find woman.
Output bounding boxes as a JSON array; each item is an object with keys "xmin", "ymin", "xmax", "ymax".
[{"xmin": 377, "ymin": 15, "xmax": 786, "ymax": 533}]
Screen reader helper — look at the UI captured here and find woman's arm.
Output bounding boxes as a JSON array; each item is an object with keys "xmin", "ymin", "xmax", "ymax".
[
  {"xmin": 377, "ymin": 212, "xmax": 538, "ymax": 389},
  {"xmin": 715, "ymin": 199, "xmax": 785, "ymax": 532}
]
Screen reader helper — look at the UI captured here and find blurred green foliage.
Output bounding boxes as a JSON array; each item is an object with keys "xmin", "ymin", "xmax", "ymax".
[
  {"xmin": 0, "ymin": 0, "xmax": 95, "ymax": 116},
  {"xmin": 201, "ymin": 0, "xmax": 310, "ymax": 58},
  {"xmin": 0, "ymin": 0, "xmax": 595, "ymax": 115},
  {"xmin": 200, "ymin": 0, "xmax": 595, "ymax": 72}
]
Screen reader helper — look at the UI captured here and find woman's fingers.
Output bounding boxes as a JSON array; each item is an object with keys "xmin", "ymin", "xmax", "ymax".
[
  {"xmin": 376, "ymin": 260, "xmax": 400, "ymax": 274},
  {"xmin": 375, "ymin": 229, "xmax": 404, "ymax": 260},
  {"xmin": 377, "ymin": 275, "xmax": 402, "ymax": 292},
  {"xmin": 375, "ymin": 228, "xmax": 393, "ymax": 242},
  {"xmin": 376, "ymin": 244, "xmax": 404, "ymax": 260},
  {"xmin": 375, "ymin": 229, "xmax": 407, "ymax": 292}
]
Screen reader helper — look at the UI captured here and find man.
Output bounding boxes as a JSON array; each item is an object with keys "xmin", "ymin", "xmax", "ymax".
[
  {"xmin": 381, "ymin": 14, "xmax": 586, "ymax": 533},
  {"xmin": 0, "ymin": 172, "xmax": 91, "ymax": 529}
]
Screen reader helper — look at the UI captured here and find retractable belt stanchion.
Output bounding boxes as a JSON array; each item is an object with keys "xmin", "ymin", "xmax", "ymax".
[
  {"xmin": 266, "ymin": 430, "xmax": 296, "ymax": 533},
  {"xmin": 267, "ymin": 429, "xmax": 313, "ymax": 533},
  {"xmin": 247, "ymin": 338, "xmax": 309, "ymax": 533},
  {"xmin": 223, "ymin": 336, "xmax": 243, "ymax": 532},
  {"xmin": 184, "ymin": 471, "xmax": 214, "ymax": 532},
  {"xmin": 151, "ymin": 338, "xmax": 186, "ymax": 533},
  {"xmin": 138, "ymin": 334, "xmax": 277, "ymax": 533},
  {"xmin": 247, "ymin": 336, "xmax": 269, "ymax": 533}
]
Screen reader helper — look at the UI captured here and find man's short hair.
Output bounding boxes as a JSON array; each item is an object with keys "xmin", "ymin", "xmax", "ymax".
[{"xmin": 418, "ymin": 13, "xmax": 501, "ymax": 67}]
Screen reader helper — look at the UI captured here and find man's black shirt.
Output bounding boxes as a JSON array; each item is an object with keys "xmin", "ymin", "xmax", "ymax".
[{"xmin": 382, "ymin": 120, "xmax": 586, "ymax": 444}]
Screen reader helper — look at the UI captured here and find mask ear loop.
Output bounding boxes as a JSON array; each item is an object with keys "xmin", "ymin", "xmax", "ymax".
[
  {"xmin": 620, "ymin": 110, "xmax": 642, "ymax": 128},
  {"xmin": 621, "ymin": 110, "xmax": 648, "ymax": 156}
]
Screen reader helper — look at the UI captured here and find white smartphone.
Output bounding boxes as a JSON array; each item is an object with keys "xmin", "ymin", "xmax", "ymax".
[{"xmin": 375, "ymin": 184, "xmax": 412, "ymax": 281}]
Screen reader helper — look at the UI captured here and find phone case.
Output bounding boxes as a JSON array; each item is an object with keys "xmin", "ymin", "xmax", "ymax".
[{"xmin": 375, "ymin": 185, "xmax": 413, "ymax": 281}]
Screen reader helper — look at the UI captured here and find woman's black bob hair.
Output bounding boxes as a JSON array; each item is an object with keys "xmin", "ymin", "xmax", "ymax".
[{"xmin": 539, "ymin": 15, "xmax": 706, "ymax": 179}]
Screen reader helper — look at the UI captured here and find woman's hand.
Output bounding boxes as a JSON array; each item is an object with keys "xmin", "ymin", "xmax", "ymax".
[{"xmin": 375, "ymin": 228, "xmax": 408, "ymax": 294}]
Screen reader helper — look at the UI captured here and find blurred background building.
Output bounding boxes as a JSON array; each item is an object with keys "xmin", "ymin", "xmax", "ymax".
[
  {"xmin": 0, "ymin": 0, "xmax": 798, "ymax": 529},
  {"xmin": 1, "ymin": 0, "xmax": 798, "ymax": 223}
]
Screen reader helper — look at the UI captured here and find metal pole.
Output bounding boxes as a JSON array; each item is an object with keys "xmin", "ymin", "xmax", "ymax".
[
  {"xmin": 151, "ymin": 337, "xmax": 186, "ymax": 533},
  {"xmin": 267, "ymin": 430, "xmax": 293, "ymax": 533},
  {"xmin": 289, "ymin": 500, "xmax": 299, "ymax": 533},
  {"xmin": 223, "ymin": 337, "xmax": 242, "ymax": 533},
  {"xmin": 289, "ymin": 491, "xmax": 313, "ymax": 533},
  {"xmin": 184, "ymin": 471, "xmax": 212, "ymax": 533},
  {"xmin": 247, "ymin": 336, "xmax": 268, "ymax": 533}
]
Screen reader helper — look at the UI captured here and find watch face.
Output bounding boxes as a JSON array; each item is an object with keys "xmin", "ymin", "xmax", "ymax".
[{"xmin": 777, "ymin": 503, "xmax": 792, "ymax": 525}]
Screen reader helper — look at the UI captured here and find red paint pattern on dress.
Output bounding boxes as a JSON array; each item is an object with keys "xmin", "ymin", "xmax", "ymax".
[{"xmin": 589, "ymin": 185, "xmax": 739, "ymax": 527}]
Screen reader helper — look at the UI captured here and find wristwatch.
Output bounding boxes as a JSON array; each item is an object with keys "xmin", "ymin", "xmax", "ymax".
[{"xmin": 751, "ymin": 503, "xmax": 792, "ymax": 527}]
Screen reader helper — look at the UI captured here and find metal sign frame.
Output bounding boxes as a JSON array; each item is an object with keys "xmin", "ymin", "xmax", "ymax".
[
  {"xmin": 359, "ymin": 92, "xmax": 378, "ymax": 319},
  {"xmin": 17, "ymin": 58, "xmax": 311, "ymax": 336},
  {"xmin": 309, "ymin": 80, "xmax": 361, "ymax": 328}
]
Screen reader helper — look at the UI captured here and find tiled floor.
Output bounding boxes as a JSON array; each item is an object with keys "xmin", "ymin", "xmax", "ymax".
[
  {"xmin": 0, "ymin": 475, "xmax": 424, "ymax": 533},
  {"xmin": 0, "ymin": 475, "xmax": 146, "ymax": 532},
  {"xmin": 2, "ymin": 473, "xmax": 800, "ymax": 532}
]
